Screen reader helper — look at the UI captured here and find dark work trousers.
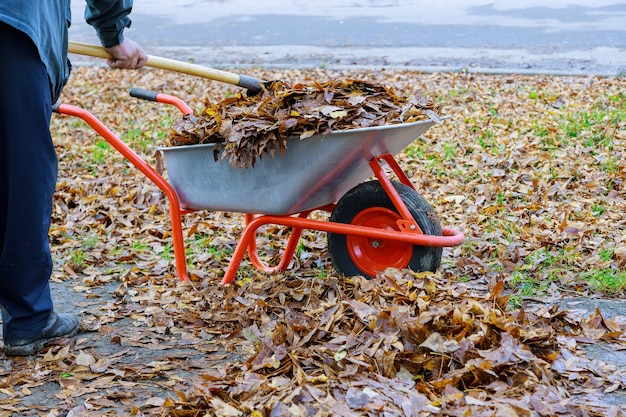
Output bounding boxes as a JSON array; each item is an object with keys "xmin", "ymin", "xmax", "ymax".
[{"xmin": 0, "ymin": 22, "xmax": 56, "ymax": 341}]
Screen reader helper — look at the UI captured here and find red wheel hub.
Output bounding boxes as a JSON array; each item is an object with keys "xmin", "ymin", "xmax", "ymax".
[{"xmin": 347, "ymin": 207, "xmax": 413, "ymax": 277}]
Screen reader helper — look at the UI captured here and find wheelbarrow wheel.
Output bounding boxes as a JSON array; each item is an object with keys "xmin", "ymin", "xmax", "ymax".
[{"xmin": 327, "ymin": 180, "xmax": 442, "ymax": 278}]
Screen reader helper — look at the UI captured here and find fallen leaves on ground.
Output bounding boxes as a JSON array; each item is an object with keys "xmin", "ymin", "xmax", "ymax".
[
  {"xmin": 0, "ymin": 66, "xmax": 624, "ymax": 416},
  {"xmin": 165, "ymin": 271, "xmax": 625, "ymax": 417}
]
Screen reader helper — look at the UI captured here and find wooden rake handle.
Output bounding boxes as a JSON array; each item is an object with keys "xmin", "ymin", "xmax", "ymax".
[{"xmin": 68, "ymin": 41, "xmax": 264, "ymax": 93}]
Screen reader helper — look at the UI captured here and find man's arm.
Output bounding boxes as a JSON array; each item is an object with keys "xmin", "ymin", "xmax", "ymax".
[{"xmin": 85, "ymin": 0, "xmax": 147, "ymax": 69}]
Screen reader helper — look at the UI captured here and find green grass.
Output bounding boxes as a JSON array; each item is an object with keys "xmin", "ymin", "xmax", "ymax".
[
  {"xmin": 591, "ymin": 202, "xmax": 606, "ymax": 217},
  {"xmin": 296, "ymin": 241, "xmax": 306, "ymax": 258},
  {"xmin": 158, "ymin": 114, "xmax": 177, "ymax": 128},
  {"xmin": 184, "ymin": 233, "xmax": 235, "ymax": 265},
  {"xmin": 82, "ymin": 233, "xmax": 100, "ymax": 249},
  {"xmin": 69, "ymin": 248, "xmax": 87, "ymax": 266},
  {"xmin": 442, "ymin": 141, "xmax": 457, "ymax": 159},
  {"xmin": 509, "ymin": 247, "xmax": 573, "ymax": 298},
  {"xmin": 476, "ymin": 129, "xmax": 497, "ymax": 153},
  {"xmin": 123, "ymin": 128, "xmax": 152, "ymax": 152},
  {"xmin": 132, "ymin": 241, "xmax": 149, "ymax": 252},
  {"xmin": 598, "ymin": 248, "xmax": 614, "ymax": 262},
  {"xmin": 483, "ymin": 217, "xmax": 518, "ymax": 242},
  {"xmin": 509, "ymin": 244, "xmax": 626, "ymax": 300},
  {"xmin": 404, "ymin": 143, "xmax": 425, "ymax": 159},
  {"xmin": 206, "ymin": 246, "xmax": 234, "ymax": 263},
  {"xmin": 531, "ymin": 120, "xmax": 550, "ymax": 138},
  {"xmin": 92, "ymin": 139, "xmax": 111, "ymax": 165},
  {"xmin": 560, "ymin": 103, "xmax": 624, "ymax": 152},
  {"xmin": 65, "ymin": 233, "xmax": 101, "ymax": 268},
  {"xmin": 584, "ymin": 268, "xmax": 626, "ymax": 294}
]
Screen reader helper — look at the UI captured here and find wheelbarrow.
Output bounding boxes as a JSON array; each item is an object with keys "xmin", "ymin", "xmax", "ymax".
[{"xmin": 53, "ymin": 88, "xmax": 464, "ymax": 285}]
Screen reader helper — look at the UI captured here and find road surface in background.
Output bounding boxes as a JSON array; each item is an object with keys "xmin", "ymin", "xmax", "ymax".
[{"xmin": 69, "ymin": 1, "xmax": 626, "ymax": 75}]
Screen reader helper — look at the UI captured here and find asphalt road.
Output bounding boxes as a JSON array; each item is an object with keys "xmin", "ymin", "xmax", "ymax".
[{"xmin": 69, "ymin": 0, "xmax": 626, "ymax": 76}]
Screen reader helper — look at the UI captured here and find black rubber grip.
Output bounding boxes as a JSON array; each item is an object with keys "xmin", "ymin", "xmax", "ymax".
[
  {"xmin": 130, "ymin": 87, "xmax": 159, "ymax": 102},
  {"xmin": 237, "ymin": 74, "xmax": 264, "ymax": 94},
  {"xmin": 52, "ymin": 103, "xmax": 60, "ymax": 113}
]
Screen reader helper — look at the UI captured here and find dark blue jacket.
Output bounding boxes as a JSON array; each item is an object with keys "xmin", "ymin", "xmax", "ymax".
[{"xmin": 0, "ymin": 0, "xmax": 133, "ymax": 102}]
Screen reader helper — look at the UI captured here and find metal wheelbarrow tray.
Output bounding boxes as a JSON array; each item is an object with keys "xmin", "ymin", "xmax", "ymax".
[
  {"xmin": 53, "ymin": 88, "xmax": 465, "ymax": 285},
  {"xmin": 161, "ymin": 119, "xmax": 437, "ymax": 215}
]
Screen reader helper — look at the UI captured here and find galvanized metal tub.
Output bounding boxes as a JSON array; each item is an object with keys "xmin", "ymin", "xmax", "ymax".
[{"xmin": 158, "ymin": 119, "xmax": 435, "ymax": 215}]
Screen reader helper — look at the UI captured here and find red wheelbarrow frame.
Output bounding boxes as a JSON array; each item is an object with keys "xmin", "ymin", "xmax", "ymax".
[{"xmin": 53, "ymin": 91, "xmax": 464, "ymax": 285}]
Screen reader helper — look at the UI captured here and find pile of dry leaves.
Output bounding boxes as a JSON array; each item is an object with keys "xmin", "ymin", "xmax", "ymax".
[
  {"xmin": 167, "ymin": 79, "xmax": 440, "ymax": 167},
  {"xmin": 161, "ymin": 270, "xmax": 625, "ymax": 416}
]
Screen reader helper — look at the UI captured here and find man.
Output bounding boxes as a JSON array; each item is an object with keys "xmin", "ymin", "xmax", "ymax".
[{"xmin": 0, "ymin": 1, "xmax": 148, "ymax": 356}]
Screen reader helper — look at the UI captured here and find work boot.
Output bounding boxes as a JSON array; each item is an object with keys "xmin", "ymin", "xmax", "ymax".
[{"xmin": 3, "ymin": 312, "xmax": 80, "ymax": 356}]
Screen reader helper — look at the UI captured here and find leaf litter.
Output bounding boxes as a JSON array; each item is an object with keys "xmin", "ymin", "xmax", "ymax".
[
  {"xmin": 168, "ymin": 79, "xmax": 440, "ymax": 168},
  {"xmin": 0, "ymin": 66, "xmax": 624, "ymax": 416}
]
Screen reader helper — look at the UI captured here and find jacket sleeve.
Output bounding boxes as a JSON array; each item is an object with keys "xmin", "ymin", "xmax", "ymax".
[{"xmin": 84, "ymin": 0, "xmax": 133, "ymax": 47}]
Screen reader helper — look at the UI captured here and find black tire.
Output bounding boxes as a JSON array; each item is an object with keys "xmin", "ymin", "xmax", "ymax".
[{"xmin": 327, "ymin": 180, "xmax": 442, "ymax": 278}]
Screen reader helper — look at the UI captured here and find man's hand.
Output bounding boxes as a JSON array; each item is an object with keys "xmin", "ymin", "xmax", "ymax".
[{"xmin": 104, "ymin": 38, "xmax": 148, "ymax": 69}]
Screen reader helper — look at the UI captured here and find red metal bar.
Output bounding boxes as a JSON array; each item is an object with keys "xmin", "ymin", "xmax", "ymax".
[
  {"xmin": 369, "ymin": 156, "xmax": 423, "ymax": 234},
  {"xmin": 377, "ymin": 154, "xmax": 414, "ymax": 188},
  {"xmin": 221, "ymin": 214, "xmax": 464, "ymax": 285},
  {"xmin": 153, "ymin": 93, "xmax": 193, "ymax": 115},
  {"xmin": 244, "ymin": 213, "xmax": 307, "ymax": 274},
  {"xmin": 55, "ymin": 104, "xmax": 190, "ymax": 282}
]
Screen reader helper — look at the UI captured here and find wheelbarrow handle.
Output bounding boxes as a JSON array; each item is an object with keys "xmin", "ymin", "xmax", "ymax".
[
  {"xmin": 129, "ymin": 87, "xmax": 193, "ymax": 114},
  {"xmin": 68, "ymin": 41, "xmax": 265, "ymax": 94},
  {"xmin": 129, "ymin": 87, "xmax": 159, "ymax": 102}
]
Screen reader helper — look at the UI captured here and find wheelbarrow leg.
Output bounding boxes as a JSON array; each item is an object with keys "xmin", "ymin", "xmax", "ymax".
[
  {"xmin": 53, "ymin": 104, "xmax": 191, "ymax": 282},
  {"xmin": 244, "ymin": 213, "xmax": 310, "ymax": 272},
  {"xmin": 221, "ymin": 213, "xmax": 310, "ymax": 285}
]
